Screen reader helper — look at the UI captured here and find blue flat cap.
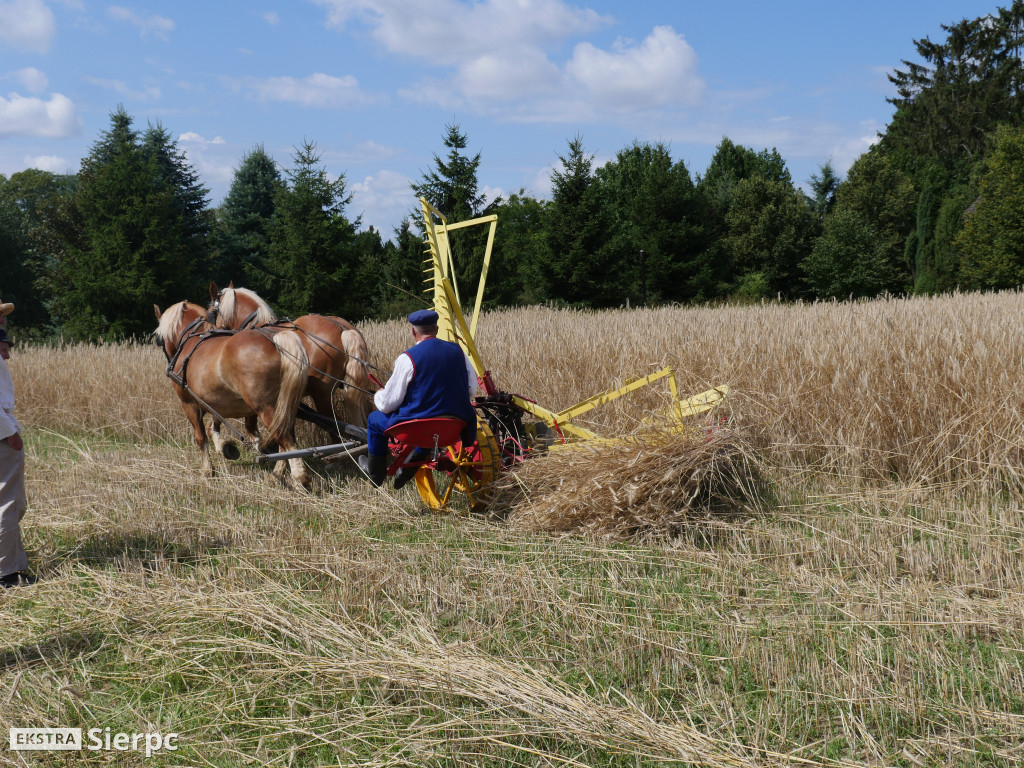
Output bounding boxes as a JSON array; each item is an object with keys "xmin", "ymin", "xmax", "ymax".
[{"xmin": 408, "ymin": 309, "xmax": 439, "ymax": 326}]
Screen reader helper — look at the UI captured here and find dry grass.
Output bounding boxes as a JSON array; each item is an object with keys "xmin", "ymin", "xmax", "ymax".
[
  {"xmin": 493, "ymin": 428, "xmax": 764, "ymax": 538},
  {"xmin": 2, "ymin": 292, "xmax": 1023, "ymax": 766}
]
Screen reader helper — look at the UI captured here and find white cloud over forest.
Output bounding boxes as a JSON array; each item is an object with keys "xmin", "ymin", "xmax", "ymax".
[
  {"xmin": 314, "ymin": 0, "xmax": 702, "ymax": 117},
  {"xmin": 0, "ymin": 0, "xmax": 56, "ymax": 52},
  {"xmin": 240, "ymin": 72, "xmax": 373, "ymax": 108},
  {"xmin": 0, "ymin": 92, "xmax": 79, "ymax": 138},
  {"xmin": 24, "ymin": 153, "xmax": 71, "ymax": 172},
  {"xmin": 567, "ymin": 26, "xmax": 703, "ymax": 111}
]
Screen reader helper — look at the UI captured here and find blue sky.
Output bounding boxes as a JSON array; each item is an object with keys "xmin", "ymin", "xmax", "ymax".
[{"xmin": 0, "ymin": 0, "xmax": 1004, "ymax": 239}]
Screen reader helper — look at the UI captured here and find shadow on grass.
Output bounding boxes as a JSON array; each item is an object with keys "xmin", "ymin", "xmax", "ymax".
[
  {"xmin": 0, "ymin": 630, "xmax": 108, "ymax": 672},
  {"xmin": 41, "ymin": 531, "xmax": 233, "ymax": 574}
]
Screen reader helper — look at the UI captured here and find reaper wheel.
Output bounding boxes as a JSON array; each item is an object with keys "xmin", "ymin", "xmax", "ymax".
[{"xmin": 414, "ymin": 422, "xmax": 500, "ymax": 512}]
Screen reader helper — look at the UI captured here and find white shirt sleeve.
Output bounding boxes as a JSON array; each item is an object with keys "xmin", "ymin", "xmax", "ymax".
[
  {"xmin": 466, "ymin": 353, "xmax": 478, "ymax": 399},
  {"xmin": 374, "ymin": 352, "xmax": 414, "ymax": 414},
  {"xmin": 0, "ymin": 357, "xmax": 20, "ymax": 441}
]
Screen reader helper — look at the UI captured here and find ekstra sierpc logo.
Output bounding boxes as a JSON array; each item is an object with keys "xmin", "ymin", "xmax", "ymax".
[{"xmin": 10, "ymin": 727, "xmax": 179, "ymax": 757}]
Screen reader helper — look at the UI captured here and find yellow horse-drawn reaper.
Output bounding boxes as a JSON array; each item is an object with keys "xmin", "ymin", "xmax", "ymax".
[
  {"xmin": 395, "ymin": 199, "xmax": 728, "ymax": 512},
  {"xmin": 259, "ymin": 198, "xmax": 728, "ymax": 512}
]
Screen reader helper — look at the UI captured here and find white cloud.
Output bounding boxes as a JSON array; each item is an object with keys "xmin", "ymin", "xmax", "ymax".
[
  {"xmin": 527, "ymin": 162, "xmax": 556, "ymax": 199},
  {"xmin": 83, "ymin": 75, "xmax": 160, "ymax": 100},
  {"xmin": 458, "ymin": 48, "xmax": 561, "ymax": 102},
  {"xmin": 480, "ymin": 183, "xmax": 504, "ymax": 208},
  {"xmin": 316, "ymin": 3, "xmax": 703, "ymax": 120},
  {"xmin": 241, "ymin": 72, "xmax": 373, "ymax": 108},
  {"xmin": 317, "ymin": 0, "xmax": 610, "ymax": 107},
  {"xmin": 349, "ymin": 168, "xmax": 414, "ymax": 234},
  {"xmin": 262, "ymin": 11, "xmax": 279, "ymax": 25},
  {"xmin": 317, "ymin": 0, "xmax": 607, "ymax": 63},
  {"xmin": 0, "ymin": 0, "xmax": 56, "ymax": 53},
  {"xmin": 829, "ymin": 129, "xmax": 880, "ymax": 175},
  {"xmin": 9, "ymin": 66, "xmax": 48, "ymax": 93},
  {"xmin": 0, "ymin": 92, "xmax": 79, "ymax": 138},
  {"xmin": 567, "ymin": 26, "xmax": 703, "ymax": 111},
  {"xmin": 179, "ymin": 131, "xmax": 225, "ymax": 145},
  {"xmin": 107, "ymin": 5, "xmax": 174, "ymax": 39},
  {"xmin": 24, "ymin": 153, "xmax": 71, "ymax": 172}
]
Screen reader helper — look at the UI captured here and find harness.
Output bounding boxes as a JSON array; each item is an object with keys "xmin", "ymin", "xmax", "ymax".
[
  {"xmin": 161, "ymin": 319, "xmax": 250, "ymax": 443},
  {"xmin": 207, "ymin": 293, "xmax": 387, "ymax": 393}
]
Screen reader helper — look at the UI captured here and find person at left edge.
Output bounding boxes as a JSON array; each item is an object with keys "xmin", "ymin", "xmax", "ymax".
[
  {"xmin": 358, "ymin": 309, "xmax": 477, "ymax": 489},
  {"xmin": 0, "ymin": 298, "xmax": 35, "ymax": 588}
]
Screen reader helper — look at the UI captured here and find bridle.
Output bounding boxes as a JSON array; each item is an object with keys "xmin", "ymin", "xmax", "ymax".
[
  {"xmin": 207, "ymin": 289, "xmax": 260, "ymax": 330},
  {"xmin": 160, "ymin": 313, "xmax": 210, "ymax": 388}
]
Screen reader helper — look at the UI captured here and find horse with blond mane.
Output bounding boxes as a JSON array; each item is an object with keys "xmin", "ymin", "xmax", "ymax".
[
  {"xmin": 154, "ymin": 300, "xmax": 311, "ymax": 488},
  {"xmin": 206, "ymin": 282, "xmax": 374, "ymax": 430}
]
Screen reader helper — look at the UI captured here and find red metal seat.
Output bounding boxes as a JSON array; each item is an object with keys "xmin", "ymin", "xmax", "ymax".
[
  {"xmin": 384, "ymin": 417, "xmax": 467, "ymax": 449},
  {"xmin": 383, "ymin": 417, "xmax": 469, "ymax": 477}
]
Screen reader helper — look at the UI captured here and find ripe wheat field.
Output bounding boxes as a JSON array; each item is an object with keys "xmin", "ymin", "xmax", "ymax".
[{"xmin": 1, "ymin": 291, "xmax": 1022, "ymax": 767}]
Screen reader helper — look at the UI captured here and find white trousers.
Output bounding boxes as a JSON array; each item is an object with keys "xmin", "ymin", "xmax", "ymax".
[{"xmin": 0, "ymin": 439, "xmax": 28, "ymax": 577}]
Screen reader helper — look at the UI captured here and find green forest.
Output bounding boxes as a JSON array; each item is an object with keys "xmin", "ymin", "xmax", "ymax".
[{"xmin": 4, "ymin": 2, "xmax": 1024, "ymax": 341}]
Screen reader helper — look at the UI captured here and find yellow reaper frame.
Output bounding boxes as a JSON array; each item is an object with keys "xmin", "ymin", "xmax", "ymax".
[{"xmin": 418, "ymin": 197, "xmax": 728, "ymax": 450}]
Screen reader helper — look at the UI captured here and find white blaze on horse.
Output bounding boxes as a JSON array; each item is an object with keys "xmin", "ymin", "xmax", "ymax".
[
  {"xmin": 207, "ymin": 282, "xmax": 374, "ymax": 429},
  {"xmin": 154, "ymin": 300, "xmax": 311, "ymax": 488}
]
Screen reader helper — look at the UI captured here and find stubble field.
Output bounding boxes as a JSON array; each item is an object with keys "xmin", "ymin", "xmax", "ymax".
[{"xmin": 1, "ymin": 291, "xmax": 1022, "ymax": 766}]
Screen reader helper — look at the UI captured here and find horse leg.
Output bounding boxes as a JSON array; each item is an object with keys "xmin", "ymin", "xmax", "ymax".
[
  {"xmin": 279, "ymin": 428, "xmax": 311, "ymax": 489},
  {"xmin": 260, "ymin": 406, "xmax": 309, "ymax": 489},
  {"xmin": 183, "ymin": 402, "xmax": 214, "ymax": 476},
  {"xmin": 209, "ymin": 419, "xmax": 241, "ymax": 461},
  {"xmin": 243, "ymin": 415, "xmax": 262, "ymax": 453}
]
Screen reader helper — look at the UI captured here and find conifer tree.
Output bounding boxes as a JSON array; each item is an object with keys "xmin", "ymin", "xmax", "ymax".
[
  {"xmin": 956, "ymin": 125, "xmax": 1024, "ymax": 288},
  {"xmin": 410, "ymin": 123, "xmax": 490, "ymax": 293},
  {"xmin": 544, "ymin": 135, "xmax": 617, "ymax": 306},
  {"xmin": 595, "ymin": 141, "xmax": 701, "ymax": 304},
  {"xmin": 262, "ymin": 140, "xmax": 362, "ymax": 318},
  {"xmin": 213, "ymin": 145, "xmax": 283, "ymax": 286},
  {"xmin": 52, "ymin": 107, "xmax": 209, "ymax": 339}
]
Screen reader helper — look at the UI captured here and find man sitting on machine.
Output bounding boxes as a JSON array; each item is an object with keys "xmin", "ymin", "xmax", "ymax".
[{"xmin": 358, "ymin": 309, "xmax": 477, "ymax": 489}]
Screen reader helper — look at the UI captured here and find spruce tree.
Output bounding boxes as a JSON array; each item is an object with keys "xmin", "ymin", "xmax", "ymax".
[
  {"xmin": 263, "ymin": 140, "xmax": 361, "ymax": 318},
  {"xmin": 53, "ymin": 107, "xmax": 209, "ymax": 339},
  {"xmin": 213, "ymin": 145, "xmax": 283, "ymax": 286},
  {"xmin": 411, "ymin": 123, "xmax": 490, "ymax": 293},
  {"xmin": 544, "ymin": 136, "xmax": 617, "ymax": 306}
]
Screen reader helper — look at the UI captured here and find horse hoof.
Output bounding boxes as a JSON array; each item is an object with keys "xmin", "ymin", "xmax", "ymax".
[{"xmin": 221, "ymin": 443, "xmax": 241, "ymax": 461}]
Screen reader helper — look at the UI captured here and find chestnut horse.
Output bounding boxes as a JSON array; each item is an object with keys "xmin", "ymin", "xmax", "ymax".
[
  {"xmin": 154, "ymin": 300, "xmax": 311, "ymax": 488},
  {"xmin": 207, "ymin": 283, "xmax": 373, "ymax": 429}
]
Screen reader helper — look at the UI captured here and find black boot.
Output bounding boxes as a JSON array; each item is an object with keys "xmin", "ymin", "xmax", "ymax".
[
  {"xmin": 358, "ymin": 453, "xmax": 386, "ymax": 487},
  {"xmin": 393, "ymin": 448, "xmax": 428, "ymax": 490},
  {"xmin": 392, "ymin": 465, "xmax": 419, "ymax": 490}
]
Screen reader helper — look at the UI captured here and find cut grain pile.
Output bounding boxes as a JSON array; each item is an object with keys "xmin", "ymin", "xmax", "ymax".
[{"xmin": 495, "ymin": 426, "xmax": 764, "ymax": 537}]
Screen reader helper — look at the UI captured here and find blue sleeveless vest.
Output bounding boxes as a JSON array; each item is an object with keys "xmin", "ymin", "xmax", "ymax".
[{"xmin": 394, "ymin": 338, "xmax": 476, "ymax": 424}]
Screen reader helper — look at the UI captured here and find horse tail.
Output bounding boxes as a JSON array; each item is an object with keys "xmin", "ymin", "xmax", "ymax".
[
  {"xmin": 341, "ymin": 327, "xmax": 374, "ymax": 428},
  {"xmin": 268, "ymin": 330, "xmax": 309, "ymax": 443}
]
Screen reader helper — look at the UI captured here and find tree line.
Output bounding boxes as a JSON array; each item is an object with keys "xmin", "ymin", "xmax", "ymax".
[{"xmin": 3, "ymin": 1, "xmax": 1024, "ymax": 341}]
